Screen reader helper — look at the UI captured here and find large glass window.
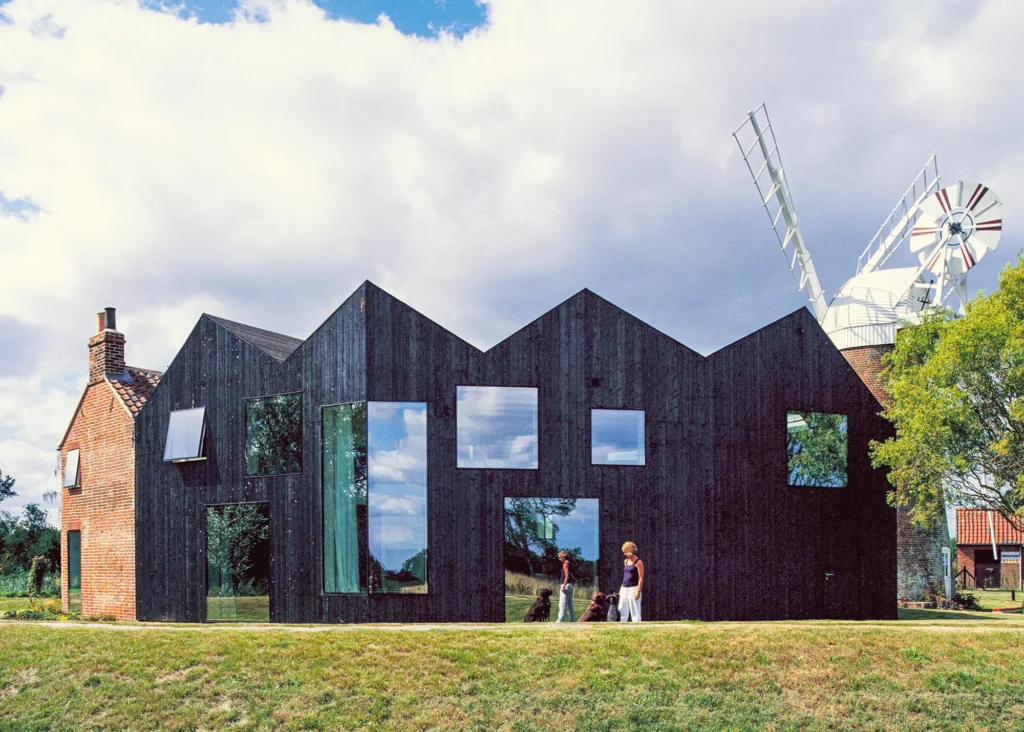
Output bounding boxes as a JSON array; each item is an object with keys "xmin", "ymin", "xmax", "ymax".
[
  {"xmin": 503, "ymin": 498, "xmax": 599, "ymax": 622},
  {"xmin": 63, "ymin": 449, "xmax": 80, "ymax": 488},
  {"xmin": 206, "ymin": 502, "xmax": 271, "ymax": 622},
  {"xmin": 164, "ymin": 407, "xmax": 207, "ymax": 462},
  {"xmin": 591, "ymin": 409, "xmax": 646, "ymax": 465},
  {"xmin": 245, "ymin": 393, "xmax": 302, "ymax": 476},
  {"xmin": 786, "ymin": 411, "xmax": 848, "ymax": 487},
  {"xmin": 457, "ymin": 386, "xmax": 538, "ymax": 469},
  {"xmin": 322, "ymin": 403, "xmax": 368, "ymax": 594},
  {"xmin": 322, "ymin": 402, "xmax": 428, "ymax": 594},
  {"xmin": 368, "ymin": 402, "xmax": 428, "ymax": 593},
  {"xmin": 67, "ymin": 530, "xmax": 81, "ymax": 614}
]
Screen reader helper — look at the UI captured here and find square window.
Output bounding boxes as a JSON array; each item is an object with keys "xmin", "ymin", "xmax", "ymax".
[
  {"xmin": 787, "ymin": 411, "xmax": 847, "ymax": 487},
  {"xmin": 591, "ymin": 409, "xmax": 645, "ymax": 466},
  {"xmin": 63, "ymin": 449, "xmax": 80, "ymax": 488},
  {"xmin": 457, "ymin": 386, "xmax": 538, "ymax": 469},
  {"xmin": 245, "ymin": 393, "xmax": 303, "ymax": 476},
  {"xmin": 164, "ymin": 407, "xmax": 207, "ymax": 462}
]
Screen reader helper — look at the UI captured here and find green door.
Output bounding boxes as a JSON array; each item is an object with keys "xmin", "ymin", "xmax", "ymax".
[{"xmin": 67, "ymin": 530, "xmax": 81, "ymax": 614}]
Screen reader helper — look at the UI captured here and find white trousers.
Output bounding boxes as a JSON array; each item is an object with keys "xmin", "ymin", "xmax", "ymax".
[{"xmin": 618, "ymin": 585, "xmax": 641, "ymax": 622}]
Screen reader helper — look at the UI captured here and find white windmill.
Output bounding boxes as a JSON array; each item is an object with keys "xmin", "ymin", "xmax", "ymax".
[{"xmin": 732, "ymin": 103, "xmax": 1003, "ymax": 353}]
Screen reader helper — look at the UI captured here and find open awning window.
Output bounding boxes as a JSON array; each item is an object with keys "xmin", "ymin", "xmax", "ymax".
[
  {"xmin": 63, "ymin": 449, "xmax": 81, "ymax": 488},
  {"xmin": 164, "ymin": 407, "xmax": 207, "ymax": 462}
]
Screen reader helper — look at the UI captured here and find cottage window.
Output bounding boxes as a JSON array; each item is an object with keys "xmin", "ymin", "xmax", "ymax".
[
  {"xmin": 163, "ymin": 407, "xmax": 207, "ymax": 462},
  {"xmin": 786, "ymin": 411, "xmax": 848, "ymax": 487},
  {"xmin": 456, "ymin": 386, "xmax": 538, "ymax": 469},
  {"xmin": 244, "ymin": 393, "xmax": 302, "ymax": 476},
  {"xmin": 323, "ymin": 402, "xmax": 428, "ymax": 594},
  {"xmin": 63, "ymin": 449, "xmax": 81, "ymax": 488},
  {"xmin": 591, "ymin": 409, "xmax": 646, "ymax": 466},
  {"xmin": 67, "ymin": 530, "xmax": 81, "ymax": 613}
]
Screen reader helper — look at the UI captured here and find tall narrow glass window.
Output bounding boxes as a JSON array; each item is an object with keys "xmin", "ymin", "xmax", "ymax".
[
  {"xmin": 206, "ymin": 503, "xmax": 271, "ymax": 622},
  {"xmin": 63, "ymin": 449, "xmax": 80, "ymax": 488},
  {"xmin": 591, "ymin": 409, "xmax": 646, "ymax": 465},
  {"xmin": 67, "ymin": 530, "xmax": 81, "ymax": 614},
  {"xmin": 245, "ymin": 393, "xmax": 302, "ymax": 476},
  {"xmin": 368, "ymin": 402, "xmax": 428, "ymax": 593},
  {"xmin": 322, "ymin": 402, "xmax": 428, "ymax": 594},
  {"xmin": 786, "ymin": 411, "xmax": 848, "ymax": 487},
  {"xmin": 164, "ymin": 407, "xmax": 207, "ymax": 462},
  {"xmin": 457, "ymin": 386, "xmax": 538, "ymax": 469},
  {"xmin": 322, "ymin": 403, "xmax": 368, "ymax": 594}
]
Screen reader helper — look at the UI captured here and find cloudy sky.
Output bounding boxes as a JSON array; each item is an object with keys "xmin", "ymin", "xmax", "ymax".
[{"xmin": 0, "ymin": 0, "xmax": 1020, "ymax": 522}]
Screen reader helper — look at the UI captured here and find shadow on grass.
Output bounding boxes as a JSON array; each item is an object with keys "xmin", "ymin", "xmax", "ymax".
[{"xmin": 897, "ymin": 608, "xmax": 1002, "ymax": 622}]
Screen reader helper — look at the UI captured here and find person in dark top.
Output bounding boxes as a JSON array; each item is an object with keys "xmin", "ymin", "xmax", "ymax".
[
  {"xmin": 556, "ymin": 550, "xmax": 576, "ymax": 623},
  {"xmin": 617, "ymin": 541, "xmax": 643, "ymax": 622}
]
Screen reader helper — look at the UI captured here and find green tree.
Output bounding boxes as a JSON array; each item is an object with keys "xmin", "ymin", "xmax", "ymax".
[
  {"xmin": 0, "ymin": 468, "xmax": 15, "ymax": 503},
  {"xmin": 207, "ymin": 504, "xmax": 270, "ymax": 596},
  {"xmin": 871, "ymin": 252, "xmax": 1024, "ymax": 529},
  {"xmin": 787, "ymin": 412, "xmax": 848, "ymax": 487},
  {"xmin": 503, "ymin": 497, "xmax": 577, "ymax": 577}
]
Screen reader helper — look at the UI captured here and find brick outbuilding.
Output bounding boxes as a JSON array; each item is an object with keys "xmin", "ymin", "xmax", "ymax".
[
  {"xmin": 58, "ymin": 308, "xmax": 160, "ymax": 620},
  {"xmin": 956, "ymin": 508, "xmax": 1023, "ymax": 590}
]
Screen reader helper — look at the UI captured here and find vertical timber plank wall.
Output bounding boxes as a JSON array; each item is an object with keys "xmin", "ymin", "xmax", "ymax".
[{"xmin": 136, "ymin": 282, "xmax": 896, "ymax": 623}]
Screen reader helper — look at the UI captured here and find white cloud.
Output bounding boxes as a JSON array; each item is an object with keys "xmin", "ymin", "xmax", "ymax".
[{"xmin": 0, "ymin": 0, "xmax": 1021, "ymax": 524}]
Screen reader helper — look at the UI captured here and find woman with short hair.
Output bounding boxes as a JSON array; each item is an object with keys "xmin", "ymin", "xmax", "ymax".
[
  {"xmin": 556, "ymin": 550, "xmax": 576, "ymax": 623},
  {"xmin": 618, "ymin": 542, "xmax": 643, "ymax": 622}
]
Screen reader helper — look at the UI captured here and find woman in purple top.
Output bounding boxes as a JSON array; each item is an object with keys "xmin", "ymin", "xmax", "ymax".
[{"xmin": 618, "ymin": 541, "xmax": 644, "ymax": 622}]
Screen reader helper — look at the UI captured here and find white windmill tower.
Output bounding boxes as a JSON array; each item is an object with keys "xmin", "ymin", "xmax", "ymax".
[
  {"xmin": 732, "ymin": 103, "xmax": 1003, "ymax": 354},
  {"xmin": 732, "ymin": 103, "xmax": 1004, "ymax": 602}
]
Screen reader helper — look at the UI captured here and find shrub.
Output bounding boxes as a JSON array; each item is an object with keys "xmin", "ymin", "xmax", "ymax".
[
  {"xmin": 0, "ymin": 570, "xmax": 60, "ymax": 598},
  {"xmin": 27, "ymin": 556, "xmax": 48, "ymax": 596},
  {"xmin": 952, "ymin": 591, "xmax": 982, "ymax": 611}
]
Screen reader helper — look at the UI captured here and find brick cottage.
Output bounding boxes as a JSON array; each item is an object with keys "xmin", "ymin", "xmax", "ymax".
[
  {"xmin": 58, "ymin": 309, "xmax": 160, "ymax": 620},
  {"xmin": 956, "ymin": 508, "xmax": 1023, "ymax": 591}
]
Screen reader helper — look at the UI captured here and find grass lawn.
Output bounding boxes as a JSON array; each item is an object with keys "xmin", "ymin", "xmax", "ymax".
[
  {"xmin": 0, "ymin": 598, "xmax": 60, "ymax": 613},
  {"xmin": 963, "ymin": 588, "xmax": 1023, "ymax": 611},
  {"xmin": 206, "ymin": 596, "xmax": 270, "ymax": 623},
  {"xmin": 3, "ymin": 613, "xmax": 1024, "ymax": 730}
]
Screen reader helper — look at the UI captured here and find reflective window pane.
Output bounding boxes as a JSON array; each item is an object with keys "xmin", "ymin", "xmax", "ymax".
[
  {"xmin": 164, "ymin": 407, "xmax": 207, "ymax": 462},
  {"xmin": 322, "ymin": 403, "xmax": 368, "ymax": 594},
  {"xmin": 368, "ymin": 402, "xmax": 428, "ymax": 593},
  {"xmin": 504, "ymin": 498, "xmax": 599, "ymax": 622},
  {"xmin": 457, "ymin": 386, "xmax": 538, "ymax": 469},
  {"xmin": 63, "ymin": 449, "xmax": 80, "ymax": 488},
  {"xmin": 591, "ymin": 409, "xmax": 646, "ymax": 465},
  {"xmin": 206, "ymin": 503, "xmax": 270, "ymax": 622},
  {"xmin": 67, "ymin": 530, "xmax": 81, "ymax": 614},
  {"xmin": 245, "ymin": 393, "xmax": 302, "ymax": 476},
  {"xmin": 787, "ymin": 411, "xmax": 848, "ymax": 487}
]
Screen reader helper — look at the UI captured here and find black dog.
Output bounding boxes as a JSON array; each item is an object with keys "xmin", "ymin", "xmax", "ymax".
[
  {"xmin": 606, "ymin": 593, "xmax": 621, "ymax": 622},
  {"xmin": 578, "ymin": 592, "xmax": 607, "ymax": 622},
  {"xmin": 523, "ymin": 588, "xmax": 552, "ymax": 622}
]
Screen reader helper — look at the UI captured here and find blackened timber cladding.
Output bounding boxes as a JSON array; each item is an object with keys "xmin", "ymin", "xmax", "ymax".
[{"xmin": 135, "ymin": 283, "xmax": 897, "ymax": 623}]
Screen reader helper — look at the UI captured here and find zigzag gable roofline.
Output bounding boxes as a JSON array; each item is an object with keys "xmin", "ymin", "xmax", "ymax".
[{"xmin": 198, "ymin": 280, "xmax": 819, "ymax": 364}]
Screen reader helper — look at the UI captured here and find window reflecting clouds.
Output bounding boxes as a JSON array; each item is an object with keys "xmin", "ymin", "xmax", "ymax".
[
  {"xmin": 787, "ymin": 411, "xmax": 848, "ymax": 487},
  {"xmin": 591, "ymin": 409, "xmax": 645, "ymax": 466},
  {"xmin": 164, "ymin": 407, "xmax": 207, "ymax": 462},
  {"xmin": 368, "ymin": 402, "xmax": 428, "ymax": 592},
  {"xmin": 457, "ymin": 386, "xmax": 538, "ymax": 469}
]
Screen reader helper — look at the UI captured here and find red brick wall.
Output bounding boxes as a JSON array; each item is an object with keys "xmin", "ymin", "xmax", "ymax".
[
  {"xmin": 840, "ymin": 345, "xmax": 894, "ymax": 405},
  {"xmin": 842, "ymin": 343, "xmax": 949, "ymax": 600},
  {"xmin": 60, "ymin": 381, "xmax": 136, "ymax": 620}
]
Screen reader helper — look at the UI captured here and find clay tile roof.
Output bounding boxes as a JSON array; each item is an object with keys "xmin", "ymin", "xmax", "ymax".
[
  {"xmin": 957, "ymin": 508, "xmax": 1024, "ymax": 545},
  {"xmin": 106, "ymin": 366, "xmax": 163, "ymax": 416}
]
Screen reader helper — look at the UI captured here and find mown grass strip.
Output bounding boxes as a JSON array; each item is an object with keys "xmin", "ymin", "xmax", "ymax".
[{"xmin": 2, "ymin": 622, "xmax": 1024, "ymax": 730}]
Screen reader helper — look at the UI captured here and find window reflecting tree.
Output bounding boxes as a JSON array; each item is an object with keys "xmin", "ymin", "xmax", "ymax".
[
  {"xmin": 787, "ymin": 411, "xmax": 848, "ymax": 487},
  {"xmin": 245, "ymin": 394, "xmax": 302, "ymax": 476}
]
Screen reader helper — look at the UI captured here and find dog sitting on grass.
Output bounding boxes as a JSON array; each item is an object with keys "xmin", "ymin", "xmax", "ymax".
[
  {"xmin": 578, "ymin": 591, "xmax": 608, "ymax": 622},
  {"xmin": 606, "ymin": 592, "xmax": 621, "ymax": 622},
  {"xmin": 523, "ymin": 588, "xmax": 553, "ymax": 622}
]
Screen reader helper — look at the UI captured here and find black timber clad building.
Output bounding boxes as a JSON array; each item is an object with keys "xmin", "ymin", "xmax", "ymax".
[{"xmin": 135, "ymin": 282, "xmax": 897, "ymax": 623}]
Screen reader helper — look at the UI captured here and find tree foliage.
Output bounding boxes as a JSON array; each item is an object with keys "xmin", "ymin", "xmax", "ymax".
[
  {"xmin": 0, "ymin": 468, "xmax": 16, "ymax": 503},
  {"xmin": 871, "ymin": 252, "xmax": 1024, "ymax": 528},
  {"xmin": 787, "ymin": 412, "xmax": 848, "ymax": 487}
]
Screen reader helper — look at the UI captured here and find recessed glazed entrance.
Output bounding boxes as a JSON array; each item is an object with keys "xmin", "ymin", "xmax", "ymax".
[{"xmin": 205, "ymin": 502, "xmax": 271, "ymax": 622}]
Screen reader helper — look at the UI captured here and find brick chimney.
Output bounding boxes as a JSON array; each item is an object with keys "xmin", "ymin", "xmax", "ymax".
[{"xmin": 88, "ymin": 307, "xmax": 126, "ymax": 384}]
